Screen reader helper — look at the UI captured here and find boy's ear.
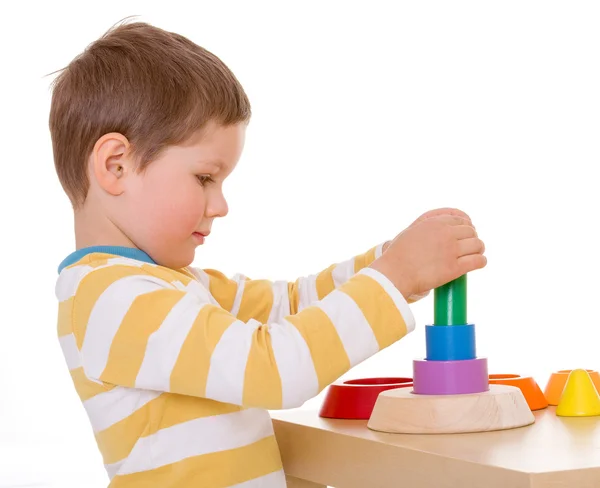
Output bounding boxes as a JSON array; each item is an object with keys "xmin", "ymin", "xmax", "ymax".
[{"xmin": 91, "ymin": 132, "xmax": 133, "ymax": 196}]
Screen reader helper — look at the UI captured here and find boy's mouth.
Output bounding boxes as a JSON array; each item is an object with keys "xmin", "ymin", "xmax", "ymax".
[{"xmin": 192, "ymin": 231, "xmax": 208, "ymax": 244}]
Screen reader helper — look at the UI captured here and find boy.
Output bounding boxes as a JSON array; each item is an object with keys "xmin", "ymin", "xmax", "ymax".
[{"xmin": 50, "ymin": 21, "xmax": 486, "ymax": 488}]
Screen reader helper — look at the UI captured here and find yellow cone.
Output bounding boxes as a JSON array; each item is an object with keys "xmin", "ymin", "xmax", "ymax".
[{"xmin": 556, "ymin": 369, "xmax": 600, "ymax": 417}]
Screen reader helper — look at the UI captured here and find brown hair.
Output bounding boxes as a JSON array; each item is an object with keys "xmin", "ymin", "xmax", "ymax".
[{"xmin": 49, "ymin": 20, "xmax": 251, "ymax": 207}]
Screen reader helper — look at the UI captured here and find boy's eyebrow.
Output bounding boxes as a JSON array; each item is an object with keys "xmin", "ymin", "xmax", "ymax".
[{"xmin": 196, "ymin": 160, "xmax": 224, "ymax": 170}]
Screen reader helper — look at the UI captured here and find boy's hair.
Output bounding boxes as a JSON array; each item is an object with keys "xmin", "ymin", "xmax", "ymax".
[{"xmin": 49, "ymin": 21, "xmax": 251, "ymax": 208}]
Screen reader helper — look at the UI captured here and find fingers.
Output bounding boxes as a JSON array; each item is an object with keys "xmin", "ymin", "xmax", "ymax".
[
  {"xmin": 429, "ymin": 215, "xmax": 472, "ymax": 227},
  {"xmin": 416, "ymin": 208, "xmax": 472, "ymax": 223},
  {"xmin": 436, "ymin": 208, "xmax": 472, "ymax": 222},
  {"xmin": 457, "ymin": 237, "xmax": 485, "ymax": 257},
  {"xmin": 407, "ymin": 290, "xmax": 431, "ymax": 304},
  {"xmin": 457, "ymin": 253, "xmax": 487, "ymax": 274},
  {"xmin": 453, "ymin": 224, "xmax": 478, "ymax": 240}
]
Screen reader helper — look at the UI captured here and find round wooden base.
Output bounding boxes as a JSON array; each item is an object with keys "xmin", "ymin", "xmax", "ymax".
[{"xmin": 367, "ymin": 384, "xmax": 535, "ymax": 434}]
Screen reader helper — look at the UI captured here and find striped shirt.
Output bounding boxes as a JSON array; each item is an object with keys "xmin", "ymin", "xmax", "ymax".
[{"xmin": 55, "ymin": 244, "xmax": 415, "ymax": 487}]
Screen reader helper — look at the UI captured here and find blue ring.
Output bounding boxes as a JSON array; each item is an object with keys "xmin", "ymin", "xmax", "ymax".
[{"xmin": 425, "ymin": 323, "xmax": 476, "ymax": 361}]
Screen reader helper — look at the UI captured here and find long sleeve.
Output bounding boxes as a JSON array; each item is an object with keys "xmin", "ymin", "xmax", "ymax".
[
  {"xmin": 60, "ymin": 260, "xmax": 415, "ymax": 411},
  {"xmin": 191, "ymin": 242, "xmax": 387, "ymax": 324},
  {"xmin": 192, "ymin": 242, "xmax": 427, "ymax": 325}
]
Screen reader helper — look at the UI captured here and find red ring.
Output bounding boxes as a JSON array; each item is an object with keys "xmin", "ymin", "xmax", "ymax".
[{"xmin": 319, "ymin": 377, "xmax": 413, "ymax": 419}]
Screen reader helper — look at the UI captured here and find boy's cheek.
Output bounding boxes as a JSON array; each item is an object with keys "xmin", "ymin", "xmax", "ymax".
[
  {"xmin": 126, "ymin": 175, "xmax": 203, "ymax": 239},
  {"xmin": 149, "ymin": 192, "xmax": 203, "ymax": 235}
]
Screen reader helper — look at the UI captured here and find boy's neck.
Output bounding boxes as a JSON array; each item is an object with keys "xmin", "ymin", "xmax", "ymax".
[{"xmin": 74, "ymin": 205, "xmax": 136, "ymax": 251}]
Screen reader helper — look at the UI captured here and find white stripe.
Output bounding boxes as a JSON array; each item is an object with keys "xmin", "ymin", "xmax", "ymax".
[
  {"xmin": 358, "ymin": 267, "xmax": 416, "ymax": 333},
  {"xmin": 297, "ymin": 274, "xmax": 318, "ymax": 311},
  {"xmin": 55, "ymin": 258, "xmax": 152, "ymax": 301},
  {"xmin": 185, "ymin": 279, "xmax": 219, "ymax": 305},
  {"xmin": 317, "ymin": 289, "xmax": 379, "ymax": 366},
  {"xmin": 267, "ymin": 280, "xmax": 291, "ymax": 323},
  {"xmin": 186, "ymin": 267, "xmax": 211, "ymax": 289},
  {"xmin": 375, "ymin": 241, "xmax": 385, "ymax": 258},
  {"xmin": 230, "ymin": 274, "xmax": 246, "ymax": 315},
  {"xmin": 269, "ymin": 319, "xmax": 319, "ymax": 408},
  {"xmin": 55, "ymin": 264, "xmax": 93, "ymax": 300},
  {"xmin": 105, "ymin": 459, "xmax": 125, "ymax": 480},
  {"xmin": 105, "ymin": 257, "xmax": 150, "ymax": 268},
  {"xmin": 110, "ymin": 408, "xmax": 274, "ymax": 475},
  {"xmin": 59, "ymin": 333, "xmax": 81, "ymax": 370},
  {"xmin": 83, "ymin": 387, "xmax": 161, "ymax": 433},
  {"xmin": 81, "ymin": 275, "xmax": 171, "ymax": 379},
  {"xmin": 171, "ymin": 280, "xmax": 187, "ymax": 290},
  {"xmin": 331, "ymin": 258, "xmax": 355, "ymax": 288},
  {"xmin": 231, "ymin": 469, "xmax": 286, "ymax": 487},
  {"xmin": 205, "ymin": 319, "xmax": 255, "ymax": 405},
  {"xmin": 136, "ymin": 293, "xmax": 205, "ymax": 390}
]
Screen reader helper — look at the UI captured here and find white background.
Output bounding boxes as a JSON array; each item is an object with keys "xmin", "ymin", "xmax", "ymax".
[{"xmin": 1, "ymin": 1, "xmax": 599, "ymax": 486}]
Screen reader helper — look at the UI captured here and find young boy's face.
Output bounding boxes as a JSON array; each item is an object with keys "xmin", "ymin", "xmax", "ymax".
[{"xmin": 119, "ymin": 121, "xmax": 246, "ymax": 268}]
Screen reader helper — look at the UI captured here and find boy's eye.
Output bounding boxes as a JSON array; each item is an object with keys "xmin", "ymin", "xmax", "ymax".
[{"xmin": 196, "ymin": 175, "xmax": 214, "ymax": 185}]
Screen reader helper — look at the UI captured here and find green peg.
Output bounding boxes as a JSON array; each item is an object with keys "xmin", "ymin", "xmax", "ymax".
[{"xmin": 434, "ymin": 275, "xmax": 467, "ymax": 325}]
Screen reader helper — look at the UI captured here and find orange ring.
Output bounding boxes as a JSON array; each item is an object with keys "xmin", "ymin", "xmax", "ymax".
[
  {"xmin": 544, "ymin": 370, "xmax": 600, "ymax": 405},
  {"xmin": 489, "ymin": 374, "xmax": 548, "ymax": 410}
]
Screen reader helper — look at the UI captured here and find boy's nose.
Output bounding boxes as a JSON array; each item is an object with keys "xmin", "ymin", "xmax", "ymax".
[{"xmin": 206, "ymin": 194, "xmax": 229, "ymax": 218}]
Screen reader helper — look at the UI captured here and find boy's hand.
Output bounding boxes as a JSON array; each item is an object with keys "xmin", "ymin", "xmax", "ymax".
[
  {"xmin": 382, "ymin": 208, "xmax": 472, "ymax": 252},
  {"xmin": 410, "ymin": 207, "xmax": 472, "ymax": 226},
  {"xmin": 371, "ymin": 214, "xmax": 486, "ymax": 300}
]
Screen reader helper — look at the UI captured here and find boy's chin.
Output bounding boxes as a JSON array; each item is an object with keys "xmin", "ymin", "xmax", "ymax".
[{"xmin": 152, "ymin": 247, "xmax": 196, "ymax": 270}]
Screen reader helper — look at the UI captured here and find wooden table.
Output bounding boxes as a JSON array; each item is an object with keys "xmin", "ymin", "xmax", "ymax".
[{"xmin": 271, "ymin": 406, "xmax": 600, "ymax": 488}]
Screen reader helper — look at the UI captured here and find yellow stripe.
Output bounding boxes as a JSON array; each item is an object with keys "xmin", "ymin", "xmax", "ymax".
[
  {"xmin": 57, "ymin": 297, "xmax": 74, "ymax": 337},
  {"xmin": 243, "ymin": 328, "xmax": 282, "ymax": 408},
  {"xmin": 142, "ymin": 264, "xmax": 193, "ymax": 286},
  {"xmin": 72, "ymin": 266, "xmax": 147, "ymax": 349},
  {"xmin": 110, "ymin": 435, "xmax": 282, "ymax": 488},
  {"xmin": 96, "ymin": 396, "xmax": 165, "ymax": 465},
  {"xmin": 203, "ymin": 269, "xmax": 238, "ymax": 312},
  {"xmin": 170, "ymin": 305, "xmax": 237, "ymax": 396},
  {"xmin": 341, "ymin": 273, "xmax": 407, "ymax": 348},
  {"xmin": 67, "ymin": 252, "xmax": 131, "ymax": 270},
  {"xmin": 100, "ymin": 289, "xmax": 184, "ymax": 386},
  {"xmin": 70, "ymin": 367, "xmax": 115, "ymax": 401},
  {"xmin": 237, "ymin": 279, "xmax": 273, "ymax": 324},
  {"xmin": 288, "ymin": 281, "xmax": 300, "ymax": 315},
  {"xmin": 88, "ymin": 258, "xmax": 110, "ymax": 268},
  {"xmin": 354, "ymin": 245, "xmax": 377, "ymax": 273},
  {"xmin": 286, "ymin": 308, "xmax": 349, "ymax": 390},
  {"xmin": 179, "ymin": 267, "xmax": 200, "ymax": 281},
  {"xmin": 96, "ymin": 395, "xmax": 244, "ymax": 466},
  {"xmin": 315, "ymin": 264, "xmax": 336, "ymax": 300},
  {"xmin": 64, "ymin": 254, "xmax": 109, "ymax": 270},
  {"xmin": 154, "ymin": 395, "xmax": 242, "ymax": 434}
]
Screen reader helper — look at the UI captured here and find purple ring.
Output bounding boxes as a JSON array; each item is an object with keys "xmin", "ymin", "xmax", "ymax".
[{"xmin": 412, "ymin": 357, "xmax": 489, "ymax": 395}]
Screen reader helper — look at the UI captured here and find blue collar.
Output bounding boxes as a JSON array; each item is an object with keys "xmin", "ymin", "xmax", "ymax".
[{"xmin": 58, "ymin": 246, "xmax": 155, "ymax": 273}]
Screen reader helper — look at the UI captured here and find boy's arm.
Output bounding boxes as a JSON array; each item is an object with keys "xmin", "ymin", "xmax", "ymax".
[
  {"xmin": 65, "ymin": 263, "xmax": 414, "ymax": 410},
  {"xmin": 192, "ymin": 241, "xmax": 425, "ymax": 325}
]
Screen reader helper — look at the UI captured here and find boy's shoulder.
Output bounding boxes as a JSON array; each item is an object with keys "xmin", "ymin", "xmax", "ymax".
[{"xmin": 55, "ymin": 252, "xmax": 201, "ymax": 303}]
